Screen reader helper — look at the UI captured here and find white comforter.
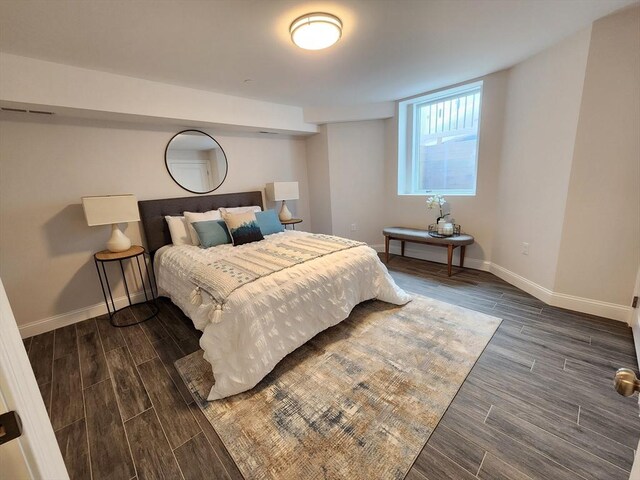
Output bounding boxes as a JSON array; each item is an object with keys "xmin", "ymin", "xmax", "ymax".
[{"xmin": 155, "ymin": 231, "xmax": 411, "ymax": 400}]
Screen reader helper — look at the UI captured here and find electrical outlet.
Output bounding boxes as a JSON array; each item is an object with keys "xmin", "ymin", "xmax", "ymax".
[
  {"xmin": 521, "ymin": 242, "xmax": 529, "ymax": 255},
  {"xmin": 351, "ymin": 223, "xmax": 357, "ymax": 231}
]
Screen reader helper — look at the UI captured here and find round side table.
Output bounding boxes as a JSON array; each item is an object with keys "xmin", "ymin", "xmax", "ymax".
[
  {"xmin": 94, "ymin": 245, "xmax": 159, "ymax": 327},
  {"xmin": 281, "ymin": 218, "xmax": 303, "ymax": 230}
]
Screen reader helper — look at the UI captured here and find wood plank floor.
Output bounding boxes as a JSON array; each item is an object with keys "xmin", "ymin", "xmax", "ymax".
[{"xmin": 26, "ymin": 255, "xmax": 639, "ymax": 480}]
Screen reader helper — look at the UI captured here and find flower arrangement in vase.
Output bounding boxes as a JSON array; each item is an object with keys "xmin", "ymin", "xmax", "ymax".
[
  {"xmin": 426, "ymin": 194, "xmax": 453, "ymax": 235},
  {"xmin": 426, "ymin": 194, "xmax": 448, "ymax": 222}
]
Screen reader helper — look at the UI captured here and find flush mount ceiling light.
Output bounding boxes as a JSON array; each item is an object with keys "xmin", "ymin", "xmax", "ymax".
[{"xmin": 290, "ymin": 13, "xmax": 342, "ymax": 50}]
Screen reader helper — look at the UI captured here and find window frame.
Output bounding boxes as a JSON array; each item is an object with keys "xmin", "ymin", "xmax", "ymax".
[{"xmin": 398, "ymin": 81, "xmax": 484, "ymax": 197}]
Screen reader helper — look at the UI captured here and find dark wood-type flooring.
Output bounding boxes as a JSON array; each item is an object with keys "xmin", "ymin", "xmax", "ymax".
[{"xmin": 25, "ymin": 255, "xmax": 639, "ymax": 480}]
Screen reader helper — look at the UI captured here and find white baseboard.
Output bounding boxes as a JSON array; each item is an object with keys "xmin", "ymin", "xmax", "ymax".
[
  {"xmin": 370, "ymin": 243, "xmax": 492, "ymax": 272},
  {"xmin": 489, "ymin": 263, "xmax": 554, "ymax": 304},
  {"xmin": 489, "ymin": 263, "xmax": 630, "ymax": 323},
  {"xmin": 549, "ymin": 291, "xmax": 631, "ymax": 324},
  {"xmin": 372, "ymin": 242, "xmax": 631, "ymax": 324},
  {"xmin": 19, "ymin": 290, "xmax": 152, "ymax": 338}
]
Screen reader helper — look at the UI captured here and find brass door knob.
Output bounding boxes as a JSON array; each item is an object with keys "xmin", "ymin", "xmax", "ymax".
[{"xmin": 614, "ymin": 368, "xmax": 640, "ymax": 396}]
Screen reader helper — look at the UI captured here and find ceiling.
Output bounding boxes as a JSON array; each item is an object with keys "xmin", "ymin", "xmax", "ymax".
[{"xmin": 0, "ymin": 0, "xmax": 635, "ymax": 108}]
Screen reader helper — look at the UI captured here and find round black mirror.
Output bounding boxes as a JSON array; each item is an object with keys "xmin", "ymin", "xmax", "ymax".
[{"xmin": 165, "ymin": 130, "xmax": 228, "ymax": 194}]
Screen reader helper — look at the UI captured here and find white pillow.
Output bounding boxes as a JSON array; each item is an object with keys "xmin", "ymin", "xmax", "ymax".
[
  {"xmin": 223, "ymin": 206, "xmax": 262, "ymax": 214},
  {"xmin": 165, "ymin": 216, "xmax": 193, "ymax": 246},
  {"xmin": 184, "ymin": 210, "xmax": 222, "ymax": 245}
]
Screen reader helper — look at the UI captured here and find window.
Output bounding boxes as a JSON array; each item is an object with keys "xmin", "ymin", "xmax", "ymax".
[{"xmin": 398, "ymin": 81, "xmax": 483, "ymax": 196}]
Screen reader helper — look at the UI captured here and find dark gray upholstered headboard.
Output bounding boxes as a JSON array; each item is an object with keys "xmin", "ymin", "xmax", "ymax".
[{"xmin": 138, "ymin": 191, "xmax": 264, "ymax": 257}]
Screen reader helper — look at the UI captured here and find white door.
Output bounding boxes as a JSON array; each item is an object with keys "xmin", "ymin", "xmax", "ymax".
[
  {"xmin": 0, "ymin": 391, "xmax": 31, "ymax": 479},
  {"xmin": 0, "ymin": 278, "xmax": 68, "ymax": 479},
  {"xmin": 631, "ymin": 265, "xmax": 640, "ymax": 365},
  {"xmin": 626, "ymin": 266, "xmax": 640, "ymax": 479},
  {"xmin": 168, "ymin": 160, "xmax": 212, "ymax": 192}
]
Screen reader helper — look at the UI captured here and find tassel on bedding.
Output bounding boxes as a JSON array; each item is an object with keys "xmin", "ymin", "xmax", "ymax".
[
  {"xmin": 209, "ymin": 304, "xmax": 223, "ymax": 324},
  {"xmin": 190, "ymin": 287, "xmax": 203, "ymax": 306},
  {"xmin": 190, "ymin": 286, "xmax": 223, "ymax": 323}
]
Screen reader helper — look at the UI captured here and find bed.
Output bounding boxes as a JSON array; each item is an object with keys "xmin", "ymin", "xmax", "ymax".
[{"xmin": 139, "ymin": 191, "xmax": 411, "ymax": 400}]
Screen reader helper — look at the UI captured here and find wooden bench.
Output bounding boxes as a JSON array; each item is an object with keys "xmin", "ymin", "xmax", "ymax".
[{"xmin": 383, "ymin": 227, "xmax": 475, "ymax": 277}]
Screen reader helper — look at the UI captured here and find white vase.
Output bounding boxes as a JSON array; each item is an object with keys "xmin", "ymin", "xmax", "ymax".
[
  {"xmin": 279, "ymin": 201, "xmax": 293, "ymax": 221},
  {"xmin": 437, "ymin": 218, "xmax": 447, "ymax": 235},
  {"xmin": 106, "ymin": 224, "xmax": 132, "ymax": 252}
]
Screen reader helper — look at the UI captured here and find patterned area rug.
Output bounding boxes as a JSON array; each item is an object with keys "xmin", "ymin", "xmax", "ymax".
[{"xmin": 175, "ymin": 295, "xmax": 501, "ymax": 480}]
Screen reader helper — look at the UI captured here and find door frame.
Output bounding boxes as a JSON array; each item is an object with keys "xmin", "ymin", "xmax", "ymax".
[
  {"xmin": 631, "ymin": 265, "xmax": 640, "ymax": 362},
  {"xmin": 628, "ymin": 265, "xmax": 640, "ymax": 479},
  {"xmin": 0, "ymin": 278, "xmax": 68, "ymax": 479}
]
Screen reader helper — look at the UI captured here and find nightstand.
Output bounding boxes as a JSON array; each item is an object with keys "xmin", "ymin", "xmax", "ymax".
[
  {"xmin": 281, "ymin": 218, "xmax": 303, "ymax": 230},
  {"xmin": 94, "ymin": 245, "xmax": 159, "ymax": 327}
]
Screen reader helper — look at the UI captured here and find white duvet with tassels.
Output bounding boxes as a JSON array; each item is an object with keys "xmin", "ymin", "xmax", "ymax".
[{"xmin": 154, "ymin": 231, "xmax": 411, "ymax": 400}]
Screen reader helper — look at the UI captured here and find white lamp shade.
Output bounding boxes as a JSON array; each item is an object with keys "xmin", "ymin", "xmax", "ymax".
[
  {"xmin": 82, "ymin": 194, "xmax": 140, "ymax": 226},
  {"xmin": 266, "ymin": 182, "xmax": 299, "ymax": 202}
]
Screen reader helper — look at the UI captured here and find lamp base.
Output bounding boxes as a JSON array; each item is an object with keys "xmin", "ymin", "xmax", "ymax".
[
  {"xmin": 106, "ymin": 224, "xmax": 132, "ymax": 252},
  {"xmin": 278, "ymin": 200, "xmax": 293, "ymax": 221}
]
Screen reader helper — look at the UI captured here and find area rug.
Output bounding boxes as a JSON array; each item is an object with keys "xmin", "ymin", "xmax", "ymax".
[{"xmin": 175, "ymin": 295, "xmax": 501, "ymax": 480}]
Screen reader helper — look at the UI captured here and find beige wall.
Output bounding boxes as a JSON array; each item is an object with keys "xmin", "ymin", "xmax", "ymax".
[
  {"xmin": 305, "ymin": 125, "xmax": 332, "ymax": 235},
  {"xmin": 491, "ymin": 27, "xmax": 592, "ymax": 290},
  {"xmin": 305, "ymin": 120, "xmax": 388, "ymax": 245},
  {"xmin": 554, "ymin": 7, "xmax": 640, "ymax": 305},
  {"xmin": 326, "ymin": 120, "xmax": 387, "ymax": 244},
  {"xmin": 382, "ymin": 71, "xmax": 508, "ymax": 265},
  {"xmin": 0, "ymin": 117, "xmax": 310, "ymax": 326}
]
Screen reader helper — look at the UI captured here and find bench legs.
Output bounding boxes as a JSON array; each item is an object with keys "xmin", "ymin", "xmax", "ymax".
[
  {"xmin": 384, "ymin": 235, "xmax": 390, "ymax": 263},
  {"xmin": 446, "ymin": 245, "xmax": 468, "ymax": 276},
  {"xmin": 384, "ymin": 237, "xmax": 405, "ymax": 263},
  {"xmin": 447, "ymin": 245, "xmax": 454, "ymax": 277},
  {"xmin": 384, "ymin": 234, "xmax": 467, "ymax": 277}
]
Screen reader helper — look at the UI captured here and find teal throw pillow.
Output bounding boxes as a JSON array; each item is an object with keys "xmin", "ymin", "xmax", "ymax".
[
  {"xmin": 256, "ymin": 210, "xmax": 285, "ymax": 236},
  {"xmin": 222, "ymin": 211, "xmax": 264, "ymax": 246},
  {"xmin": 192, "ymin": 220, "xmax": 232, "ymax": 248}
]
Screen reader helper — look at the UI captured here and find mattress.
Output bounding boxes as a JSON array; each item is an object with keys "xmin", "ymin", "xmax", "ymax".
[{"xmin": 155, "ymin": 230, "xmax": 411, "ymax": 399}]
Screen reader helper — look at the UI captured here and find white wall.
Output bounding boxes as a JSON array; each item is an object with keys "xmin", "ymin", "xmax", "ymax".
[
  {"xmin": 0, "ymin": 117, "xmax": 310, "ymax": 328},
  {"xmin": 491, "ymin": 27, "xmax": 592, "ymax": 290},
  {"xmin": 554, "ymin": 7, "xmax": 640, "ymax": 306}
]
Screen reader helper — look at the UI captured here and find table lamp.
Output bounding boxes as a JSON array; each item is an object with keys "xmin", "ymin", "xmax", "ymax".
[
  {"xmin": 82, "ymin": 194, "xmax": 140, "ymax": 252},
  {"xmin": 266, "ymin": 182, "xmax": 299, "ymax": 221}
]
